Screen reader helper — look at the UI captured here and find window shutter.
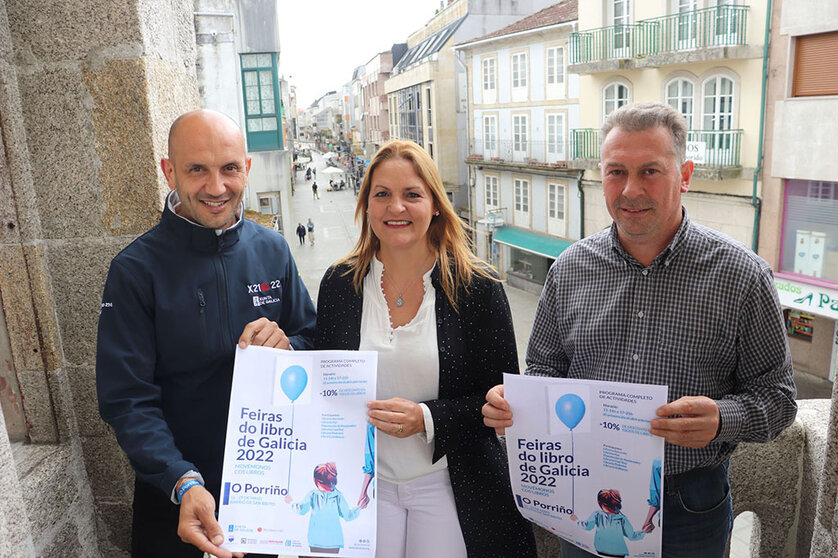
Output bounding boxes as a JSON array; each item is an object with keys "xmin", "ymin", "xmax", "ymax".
[{"xmin": 793, "ymin": 31, "xmax": 838, "ymax": 97}]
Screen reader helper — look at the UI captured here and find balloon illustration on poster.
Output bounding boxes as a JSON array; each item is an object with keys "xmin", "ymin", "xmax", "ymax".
[
  {"xmin": 555, "ymin": 393, "xmax": 585, "ymax": 512},
  {"xmin": 281, "ymin": 365, "xmax": 308, "ymax": 489}
]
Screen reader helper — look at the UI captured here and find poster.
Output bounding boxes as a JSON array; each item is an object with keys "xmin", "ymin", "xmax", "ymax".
[
  {"xmin": 218, "ymin": 346, "xmax": 377, "ymax": 557},
  {"xmin": 504, "ymin": 373, "xmax": 667, "ymax": 558}
]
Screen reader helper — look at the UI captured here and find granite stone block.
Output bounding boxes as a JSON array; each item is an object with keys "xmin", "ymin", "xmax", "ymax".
[
  {"xmin": 16, "ymin": 368, "xmax": 58, "ymax": 443},
  {"xmin": 17, "ymin": 65, "xmax": 104, "ymax": 239},
  {"xmin": 6, "ymin": 0, "xmax": 142, "ymax": 64},
  {"xmin": 46, "ymin": 237, "xmax": 129, "ymax": 366},
  {"xmin": 82, "ymin": 57, "xmax": 165, "ymax": 236},
  {"xmin": 81, "ymin": 435, "xmax": 132, "ymax": 502},
  {"xmin": 21, "ymin": 243, "xmax": 63, "ymax": 371},
  {"xmin": 17, "ymin": 444, "xmax": 76, "ymax": 534},
  {"xmin": 34, "ymin": 515, "xmax": 80, "ymax": 558},
  {"xmin": 96, "ymin": 501, "xmax": 132, "ymax": 556},
  {"xmin": 794, "ymin": 399, "xmax": 832, "ymax": 558},
  {"xmin": 0, "ymin": 243, "xmax": 42, "ymax": 372},
  {"xmin": 67, "ymin": 365, "xmax": 109, "ymax": 437},
  {"xmin": 0, "ymin": 410, "xmax": 36, "ymax": 556},
  {"xmin": 0, "ymin": 58, "xmax": 43, "ymax": 243}
]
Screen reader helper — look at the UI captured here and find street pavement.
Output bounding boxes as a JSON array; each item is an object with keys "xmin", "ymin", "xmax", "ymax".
[{"xmin": 283, "ymin": 150, "xmax": 835, "ymax": 558}]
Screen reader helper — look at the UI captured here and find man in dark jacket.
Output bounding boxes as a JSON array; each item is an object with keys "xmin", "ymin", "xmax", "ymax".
[{"xmin": 96, "ymin": 109, "xmax": 316, "ymax": 558}]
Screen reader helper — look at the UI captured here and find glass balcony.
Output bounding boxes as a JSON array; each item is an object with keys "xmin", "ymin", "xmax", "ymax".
[
  {"xmin": 570, "ymin": 4, "xmax": 749, "ymax": 65},
  {"xmin": 570, "ymin": 128, "xmax": 744, "ymax": 169}
]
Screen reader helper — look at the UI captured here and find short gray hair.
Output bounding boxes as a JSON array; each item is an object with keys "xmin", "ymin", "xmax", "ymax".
[{"xmin": 601, "ymin": 102, "xmax": 688, "ymax": 165}]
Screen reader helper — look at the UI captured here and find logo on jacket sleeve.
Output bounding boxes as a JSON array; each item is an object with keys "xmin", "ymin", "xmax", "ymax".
[{"xmin": 247, "ymin": 279, "xmax": 281, "ymax": 307}]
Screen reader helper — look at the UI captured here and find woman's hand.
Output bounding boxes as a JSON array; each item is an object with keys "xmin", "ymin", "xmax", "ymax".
[{"xmin": 367, "ymin": 398, "xmax": 425, "ymax": 438}]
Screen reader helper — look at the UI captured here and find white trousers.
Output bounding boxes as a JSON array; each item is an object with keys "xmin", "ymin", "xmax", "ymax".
[{"xmin": 376, "ymin": 469, "xmax": 467, "ymax": 558}]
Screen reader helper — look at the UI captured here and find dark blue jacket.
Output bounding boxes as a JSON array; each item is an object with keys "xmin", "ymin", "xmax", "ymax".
[{"xmin": 96, "ymin": 198, "xmax": 316, "ymax": 497}]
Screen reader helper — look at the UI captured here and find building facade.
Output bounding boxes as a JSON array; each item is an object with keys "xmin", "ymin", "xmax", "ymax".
[
  {"xmin": 760, "ymin": 0, "xmax": 838, "ymax": 383},
  {"xmin": 386, "ymin": 0, "xmax": 558, "ymax": 210},
  {"xmin": 569, "ymin": 0, "xmax": 767, "ymax": 246},
  {"xmin": 361, "ymin": 46, "xmax": 406, "ymax": 158},
  {"xmin": 459, "ymin": 1, "xmax": 581, "ymax": 292}
]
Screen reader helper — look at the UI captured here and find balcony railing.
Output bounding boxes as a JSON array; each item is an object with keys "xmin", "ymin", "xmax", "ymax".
[
  {"xmin": 570, "ymin": 128, "xmax": 744, "ymax": 168},
  {"xmin": 467, "ymin": 139, "xmax": 570, "ymax": 168},
  {"xmin": 570, "ymin": 4, "xmax": 749, "ymax": 64}
]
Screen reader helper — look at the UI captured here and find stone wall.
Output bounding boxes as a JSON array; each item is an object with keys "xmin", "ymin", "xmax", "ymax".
[{"xmin": 0, "ymin": 0, "xmax": 198, "ymax": 554}]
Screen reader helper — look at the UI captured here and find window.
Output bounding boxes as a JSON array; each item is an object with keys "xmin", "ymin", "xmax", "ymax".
[
  {"xmin": 485, "ymin": 175, "xmax": 499, "ymax": 210},
  {"xmin": 514, "ymin": 178, "xmax": 530, "ymax": 212},
  {"xmin": 241, "ymin": 53, "xmax": 283, "ymax": 151},
  {"xmin": 546, "ymin": 113, "xmax": 565, "ymax": 162},
  {"xmin": 482, "ymin": 57, "xmax": 496, "ymax": 91},
  {"xmin": 603, "ymin": 82, "xmax": 630, "ymax": 118},
  {"xmin": 483, "ymin": 115, "xmax": 497, "ymax": 153},
  {"xmin": 512, "ymin": 52, "xmax": 528, "ymax": 101},
  {"xmin": 546, "ymin": 46, "xmax": 565, "ymax": 99},
  {"xmin": 781, "ymin": 180, "xmax": 838, "ymax": 282},
  {"xmin": 512, "ymin": 114, "xmax": 529, "ymax": 160},
  {"xmin": 666, "ymin": 78, "xmax": 694, "ymax": 129},
  {"xmin": 793, "ymin": 32, "xmax": 838, "ymax": 97},
  {"xmin": 426, "ymin": 87, "xmax": 433, "ymax": 129},
  {"xmin": 546, "ymin": 46, "xmax": 565, "ymax": 86}
]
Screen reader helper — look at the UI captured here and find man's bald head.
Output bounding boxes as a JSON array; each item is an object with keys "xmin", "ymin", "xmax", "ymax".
[
  {"xmin": 161, "ymin": 109, "xmax": 251, "ymax": 229},
  {"xmin": 167, "ymin": 109, "xmax": 245, "ymax": 162}
]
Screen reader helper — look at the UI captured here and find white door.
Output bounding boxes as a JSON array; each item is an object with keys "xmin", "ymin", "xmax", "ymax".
[
  {"xmin": 676, "ymin": 0, "xmax": 698, "ymax": 49},
  {"xmin": 702, "ymin": 75, "xmax": 734, "ymax": 165},
  {"xmin": 483, "ymin": 115, "xmax": 498, "ymax": 159},
  {"xmin": 546, "ymin": 113, "xmax": 566, "ymax": 164},
  {"xmin": 514, "ymin": 178, "xmax": 530, "ymax": 226},
  {"xmin": 608, "ymin": 0, "xmax": 632, "ymax": 57},
  {"xmin": 512, "ymin": 114, "xmax": 529, "ymax": 162},
  {"xmin": 547, "ymin": 182, "xmax": 567, "ymax": 237}
]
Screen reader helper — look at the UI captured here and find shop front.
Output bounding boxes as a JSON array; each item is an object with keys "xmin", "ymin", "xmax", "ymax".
[
  {"xmin": 491, "ymin": 226, "xmax": 573, "ymax": 295},
  {"xmin": 775, "ymin": 276, "xmax": 838, "ymax": 382}
]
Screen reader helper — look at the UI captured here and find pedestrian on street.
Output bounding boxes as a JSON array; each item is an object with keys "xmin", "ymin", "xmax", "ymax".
[
  {"xmin": 313, "ymin": 167, "xmax": 317, "ymax": 179},
  {"xmin": 315, "ymin": 140, "xmax": 536, "ymax": 558},
  {"xmin": 312, "ymin": 181, "xmax": 319, "ymax": 200},
  {"xmin": 482, "ymin": 102, "xmax": 797, "ymax": 558},
  {"xmin": 296, "ymin": 222, "xmax": 307, "ymax": 245},
  {"xmin": 96, "ymin": 109, "xmax": 316, "ymax": 558},
  {"xmin": 307, "ymin": 218, "xmax": 315, "ymax": 245}
]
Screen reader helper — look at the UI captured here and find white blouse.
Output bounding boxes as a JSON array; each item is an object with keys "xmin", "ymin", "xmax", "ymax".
[{"xmin": 359, "ymin": 256, "xmax": 448, "ymax": 483}]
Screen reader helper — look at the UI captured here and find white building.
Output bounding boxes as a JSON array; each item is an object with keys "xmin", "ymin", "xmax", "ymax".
[{"xmin": 458, "ymin": 0, "xmax": 580, "ymax": 291}]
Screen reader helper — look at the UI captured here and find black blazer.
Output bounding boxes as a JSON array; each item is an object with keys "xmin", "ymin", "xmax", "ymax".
[{"xmin": 316, "ymin": 263, "xmax": 537, "ymax": 558}]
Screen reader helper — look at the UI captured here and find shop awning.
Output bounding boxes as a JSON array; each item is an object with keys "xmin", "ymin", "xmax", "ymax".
[{"xmin": 492, "ymin": 226, "xmax": 574, "ymax": 259}]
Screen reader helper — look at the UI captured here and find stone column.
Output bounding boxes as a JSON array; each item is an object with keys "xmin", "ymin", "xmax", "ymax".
[{"xmin": 0, "ymin": 0, "xmax": 199, "ymax": 553}]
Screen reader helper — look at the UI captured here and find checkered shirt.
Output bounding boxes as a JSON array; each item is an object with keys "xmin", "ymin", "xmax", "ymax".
[{"xmin": 525, "ymin": 211, "xmax": 798, "ymax": 475}]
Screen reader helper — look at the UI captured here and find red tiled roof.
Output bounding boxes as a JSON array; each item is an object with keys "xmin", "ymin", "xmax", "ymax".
[{"xmin": 462, "ymin": 0, "xmax": 577, "ymax": 45}]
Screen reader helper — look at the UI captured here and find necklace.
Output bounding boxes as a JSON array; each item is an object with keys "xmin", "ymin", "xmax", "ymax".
[{"xmin": 383, "ymin": 256, "xmax": 433, "ymax": 307}]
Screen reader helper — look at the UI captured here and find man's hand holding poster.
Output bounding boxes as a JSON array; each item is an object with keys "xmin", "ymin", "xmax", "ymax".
[
  {"xmin": 218, "ymin": 347, "xmax": 377, "ymax": 557},
  {"xmin": 504, "ymin": 373, "xmax": 667, "ymax": 558}
]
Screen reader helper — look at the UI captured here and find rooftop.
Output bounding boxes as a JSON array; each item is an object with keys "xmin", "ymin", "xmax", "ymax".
[{"xmin": 459, "ymin": 0, "xmax": 577, "ymax": 46}]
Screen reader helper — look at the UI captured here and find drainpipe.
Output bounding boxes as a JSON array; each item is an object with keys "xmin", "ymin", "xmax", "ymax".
[
  {"xmin": 576, "ymin": 170, "xmax": 585, "ymax": 239},
  {"xmin": 752, "ymin": 0, "xmax": 773, "ymax": 252}
]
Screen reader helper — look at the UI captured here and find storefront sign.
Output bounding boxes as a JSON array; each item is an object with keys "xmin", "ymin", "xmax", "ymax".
[{"xmin": 775, "ymin": 277, "xmax": 838, "ymax": 320}]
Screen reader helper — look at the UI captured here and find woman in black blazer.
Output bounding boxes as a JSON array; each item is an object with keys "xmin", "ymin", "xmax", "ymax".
[{"xmin": 315, "ymin": 140, "xmax": 536, "ymax": 558}]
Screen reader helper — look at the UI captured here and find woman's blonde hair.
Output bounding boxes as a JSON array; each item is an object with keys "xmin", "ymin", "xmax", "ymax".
[{"xmin": 337, "ymin": 140, "xmax": 493, "ymax": 310}]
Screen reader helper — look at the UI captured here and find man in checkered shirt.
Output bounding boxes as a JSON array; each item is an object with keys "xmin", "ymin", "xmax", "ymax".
[{"xmin": 483, "ymin": 102, "xmax": 797, "ymax": 558}]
